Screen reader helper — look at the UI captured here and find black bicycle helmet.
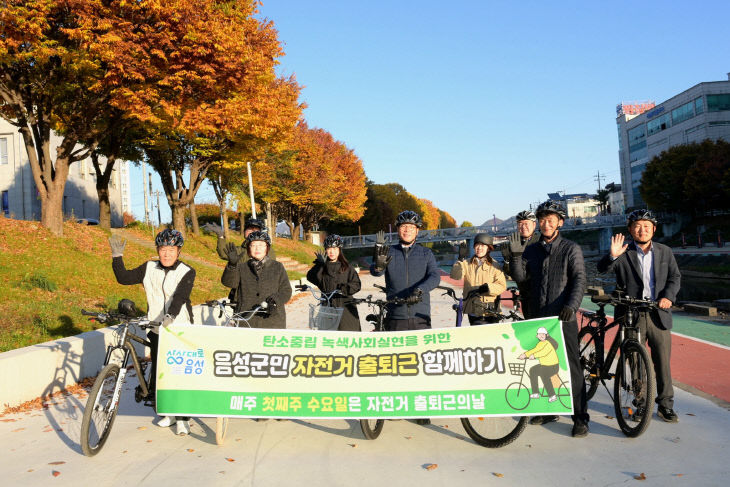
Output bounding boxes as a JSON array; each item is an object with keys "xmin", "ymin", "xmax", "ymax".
[
  {"xmin": 244, "ymin": 218, "xmax": 265, "ymax": 231},
  {"xmin": 395, "ymin": 210, "xmax": 423, "ymax": 228},
  {"xmin": 627, "ymin": 209, "xmax": 657, "ymax": 226},
  {"xmin": 323, "ymin": 234, "xmax": 343, "ymax": 248},
  {"xmin": 515, "ymin": 210, "xmax": 537, "ymax": 222},
  {"xmin": 473, "ymin": 233, "xmax": 493, "ymax": 246},
  {"xmin": 244, "ymin": 230, "xmax": 271, "ymax": 247},
  {"xmin": 155, "ymin": 229, "xmax": 184, "ymax": 247},
  {"xmin": 535, "ymin": 201, "xmax": 567, "ymax": 220}
]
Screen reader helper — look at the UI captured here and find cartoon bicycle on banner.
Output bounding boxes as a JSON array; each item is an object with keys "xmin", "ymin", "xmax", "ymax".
[{"xmin": 506, "ymin": 326, "xmax": 572, "ymax": 410}]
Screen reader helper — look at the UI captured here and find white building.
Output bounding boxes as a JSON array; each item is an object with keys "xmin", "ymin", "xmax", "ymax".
[
  {"xmin": 616, "ymin": 75, "xmax": 730, "ymax": 209},
  {"xmin": 547, "ymin": 192, "xmax": 599, "ymax": 221},
  {"xmin": 605, "ymin": 182, "xmax": 625, "ymax": 215},
  {"xmin": 0, "ymin": 118, "xmax": 127, "ymax": 226}
]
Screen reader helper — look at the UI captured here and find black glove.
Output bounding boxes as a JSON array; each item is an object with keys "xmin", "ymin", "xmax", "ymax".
[
  {"xmin": 373, "ymin": 231, "xmax": 391, "ymax": 271},
  {"xmin": 226, "ymin": 242, "xmax": 241, "ymax": 265},
  {"xmin": 264, "ymin": 296, "xmax": 277, "ymax": 313},
  {"xmin": 508, "ymin": 231, "xmax": 527, "ymax": 255},
  {"xmin": 458, "ymin": 242, "xmax": 469, "ymax": 261},
  {"xmin": 477, "ymin": 283, "xmax": 490, "ymax": 295},
  {"xmin": 314, "ymin": 249, "xmax": 326, "ymax": 265},
  {"xmin": 109, "ymin": 235, "xmax": 127, "ymax": 257},
  {"xmin": 559, "ymin": 306, "xmax": 575, "ymax": 322},
  {"xmin": 406, "ymin": 288, "xmax": 423, "ymax": 305}
]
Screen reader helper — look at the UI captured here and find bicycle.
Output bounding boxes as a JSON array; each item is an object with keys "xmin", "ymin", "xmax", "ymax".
[
  {"xmin": 504, "ymin": 359, "xmax": 572, "ymax": 410},
  {"xmin": 435, "ymin": 285, "xmax": 528, "ymax": 448},
  {"xmin": 201, "ymin": 299, "xmax": 270, "ymax": 445},
  {"xmin": 341, "ymin": 285, "xmax": 423, "ymax": 440},
  {"xmin": 578, "ymin": 292, "xmax": 657, "ymax": 437},
  {"xmin": 293, "ymin": 284, "xmax": 345, "ymax": 330},
  {"xmin": 80, "ymin": 299, "xmax": 161, "ymax": 456}
]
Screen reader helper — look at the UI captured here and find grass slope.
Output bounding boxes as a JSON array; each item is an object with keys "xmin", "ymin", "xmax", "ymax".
[{"xmin": 0, "ymin": 219, "xmax": 317, "ymax": 352}]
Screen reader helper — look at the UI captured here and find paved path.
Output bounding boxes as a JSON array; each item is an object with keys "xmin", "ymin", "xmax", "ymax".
[{"xmin": 2, "ymin": 274, "xmax": 729, "ymax": 486}]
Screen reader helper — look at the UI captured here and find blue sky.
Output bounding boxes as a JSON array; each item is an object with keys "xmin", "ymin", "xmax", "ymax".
[{"xmin": 131, "ymin": 0, "xmax": 730, "ymax": 227}]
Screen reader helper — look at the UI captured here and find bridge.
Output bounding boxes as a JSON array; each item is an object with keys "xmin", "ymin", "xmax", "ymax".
[{"xmin": 340, "ymin": 214, "xmax": 626, "ymax": 249}]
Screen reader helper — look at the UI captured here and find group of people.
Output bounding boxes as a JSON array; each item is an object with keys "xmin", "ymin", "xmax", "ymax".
[{"xmin": 107, "ymin": 202, "xmax": 680, "ymax": 439}]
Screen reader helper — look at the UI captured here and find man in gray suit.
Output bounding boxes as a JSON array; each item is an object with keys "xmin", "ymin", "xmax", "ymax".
[{"xmin": 597, "ymin": 209, "xmax": 681, "ymax": 423}]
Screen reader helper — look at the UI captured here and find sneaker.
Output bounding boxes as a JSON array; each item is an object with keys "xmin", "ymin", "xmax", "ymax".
[
  {"xmin": 657, "ymin": 406, "xmax": 679, "ymax": 423},
  {"xmin": 529, "ymin": 393, "xmax": 540, "ymax": 399},
  {"xmin": 548, "ymin": 395, "xmax": 557, "ymax": 403},
  {"xmin": 415, "ymin": 418, "xmax": 431, "ymax": 425},
  {"xmin": 156, "ymin": 415, "xmax": 175, "ymax": 428},
  {"xmin": 529, "ymin": 415, "xmax": 558, "ymax": 425},
  {"xmin": 571, "ymin": 420, "xmax": 589, "ymax": 438},
  {"xmin": 175, "ymin": 419, "xmax": 191, "ymax": 436}
]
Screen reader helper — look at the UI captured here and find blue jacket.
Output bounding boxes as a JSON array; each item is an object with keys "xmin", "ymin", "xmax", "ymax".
[{"xmin": 370, "ymin": 243, "xmax": 441, "ymax": 320}]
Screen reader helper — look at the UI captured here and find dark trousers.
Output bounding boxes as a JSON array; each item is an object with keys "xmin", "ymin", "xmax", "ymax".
[
  {"xmin": 147, "ymin": 330, "xmax": 159, "ymax": 394},
  {"xmin": 529, "ymin": 363, "xmax": 559, "ymax": 396},
  {"xmin": 386, "ymin": 317, "xmax": 430, "ymax": 331},
  {"xmin": 636, "ymin": 311, "xmax": 674, "ymax": 409},
  {"xmin": 563, "ymin": 319, "xmax": 589, "ymax": 423},
  {"xmin": 468, "ymin": 314, "xmax": 500, "ymax": 326}
]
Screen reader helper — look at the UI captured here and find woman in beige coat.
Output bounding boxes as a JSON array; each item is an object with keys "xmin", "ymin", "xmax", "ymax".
[{"xmin": 450, "ymin": 233, "xmax": 506, "ymax": 325}]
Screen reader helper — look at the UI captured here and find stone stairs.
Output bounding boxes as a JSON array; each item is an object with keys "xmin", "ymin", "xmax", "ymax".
[{"xmin": 277, "ymin": 255, "xmax": 310, "ymax": 273}]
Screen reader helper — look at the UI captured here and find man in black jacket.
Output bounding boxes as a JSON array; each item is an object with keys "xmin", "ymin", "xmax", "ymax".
[
  {"xmin": 597, "ymin": 209, "xmax": 681, "ymax": 422},
  {"xmin": 510, "ymin": 201, "xmax": 589, "ymax": 437}
]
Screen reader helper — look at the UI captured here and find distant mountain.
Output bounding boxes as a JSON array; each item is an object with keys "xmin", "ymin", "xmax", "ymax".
[{"xmin": 479, "ymin": 216, "xmax": 505, "ymax": 227}]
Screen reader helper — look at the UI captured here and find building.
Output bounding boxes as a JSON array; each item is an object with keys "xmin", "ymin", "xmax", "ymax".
[
  {"xmin": 0, "ymin": 118, "xmax": 128, "ymax": 225},
  {"xmin": 605, "ymin": 182, "xmax": 625, "ymax": 215},
  {"xmin": 546, "ymin": 192, "xmax": 599, "ymax": 221},
  {"xmin": 616, "ymin": 75, "xmax": 730, "ymax": 209}
]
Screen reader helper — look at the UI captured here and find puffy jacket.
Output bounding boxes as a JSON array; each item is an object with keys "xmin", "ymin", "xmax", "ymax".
[
  {"xmin": 221, "ymin": 257, "xmax": 291, "ymax": 329},
  {"xmin": 306, "ymin": 261, "xmax": 361, "ymax": 331},
  {"xmin": 112, "ymin": 257, "xmax": 195, "ymax": 323},
  {"xmin": 450, "ymin": 258, "xmax": 506, "ymax": 316},
  {"xmin": 501, "ymin": 232, "xmax": 540, "ymax": 318},
  {"xmin": 510, "ymin": 234, "xmax": 586, "ymax": 319},
  {"xmin": 370, "ymin": 244, "xmax": 441, "ymax": 320}
]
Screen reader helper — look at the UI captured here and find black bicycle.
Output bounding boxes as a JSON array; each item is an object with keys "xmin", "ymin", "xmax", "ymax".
[
  {"xmin": 343, "ymin": 285, "xmax": 423, "ymax": 440},
  {"xmin": 578, "ymin": 292, "xmax": 657, "ymax": 437},
  {"xmin": 80, "ymin": 299, "xmax": 160, "ymax": 456},
  {"xmin": 436, "ymin": 285, "xmax": 528, "ymax": 448}
]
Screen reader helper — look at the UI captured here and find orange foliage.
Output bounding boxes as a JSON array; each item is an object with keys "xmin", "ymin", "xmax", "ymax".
[{"xmin": 418, "ymin": 199, "xmax": 441, "ymax": 230}]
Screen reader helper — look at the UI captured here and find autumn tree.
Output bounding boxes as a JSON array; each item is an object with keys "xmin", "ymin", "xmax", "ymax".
[
  {"xmin": 439, "ymin": 209, "xmax": 457, "ymax": 229},
  {"xmin": 418, "ymin": 199, "xmax": 440, "ymax": 230}
]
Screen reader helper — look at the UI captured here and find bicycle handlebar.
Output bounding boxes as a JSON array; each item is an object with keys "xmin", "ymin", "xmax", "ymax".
[{"xmin": 81, "ymin": 309, "xmax": 161, "ymax": 329}]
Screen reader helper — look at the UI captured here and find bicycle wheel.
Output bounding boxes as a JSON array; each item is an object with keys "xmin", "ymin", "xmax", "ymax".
[
  {"xmin": 614, "ymin": 341, "xmax": 655, "ymax": 438},
  {"xmin": 360, "ymin": 419, "xmax": 385, "ymax": 439},
  {"xmin": 81, "ymin": 364, "xmax": 122, "ymax": 456},
  {"xmin": 216, "ymin": 417, "xmax": 229, "ymax": 445},
  {"xmin": 556, "ymin": 378, "xmax": 572, "ymax": 409},
  {"xmin": 578, "ymin": 326, "xmax": 600, "ymax": 400},
  {"xmin": 504, "ymin": 382, "xmax": 530, "ymax": 411},
  {"xmin": 460, "ymin": 416, "xmax": 528, "ymax": 448}
]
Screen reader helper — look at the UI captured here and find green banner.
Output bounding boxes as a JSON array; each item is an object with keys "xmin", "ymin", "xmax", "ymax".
[{"xmin": 156, "ymin": 317, "xmax": 573, "ymax": 418}]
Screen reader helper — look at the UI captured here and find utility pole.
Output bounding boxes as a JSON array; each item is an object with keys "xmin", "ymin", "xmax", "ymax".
[
  {"xmin": 152, "ymin": 190, "xmax": 162, "ymax": 227},
  {"xmin": 594, "ymin": 170, "xmax": 605, "ymax": 192},
  {"xmin": 142, "ymin": 161, "xmax": 150, "ymax": 226},
  {"xmin": 246, "ymin": 162, "xmax": 256, "ymax": 219}
]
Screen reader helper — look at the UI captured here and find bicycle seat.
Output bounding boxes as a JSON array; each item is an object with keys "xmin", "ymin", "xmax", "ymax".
[{"xmin": 591, "ymin": 295, "xmax": 612, "ymax": 305}]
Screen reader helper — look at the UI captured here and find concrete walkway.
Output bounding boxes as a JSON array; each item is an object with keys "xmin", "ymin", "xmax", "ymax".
[{"xmin": 2, "ymin": 274, "xmax": 729, "ymax": 486}]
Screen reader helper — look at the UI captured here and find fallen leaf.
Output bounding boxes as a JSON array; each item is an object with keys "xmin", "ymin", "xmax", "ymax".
[
  {"xmin": 424, "ymin": 464, "xmax": 438, "ymax": 471},
  {"xmin": 122, "ymin": 450, "xmax": 128, "ymax": 454},
  {"xmin": 670, "ymin": 437, "xmax": 680, "ymax": 443},
  {"xmin": 348, "ymin": 444, "xmax": 357, "ymax": 448},
  {"xmin": 219, "ymin": 471, "xmax": 226, "ymax": 474},
  {"xmin": 493, "ymin": 472, "xmax": 504, "ymax": 477},
  {"xmin": 187, "ymin": 449, "xmax": 195, "ymax": 452},
  {"xmin": 12, "ymin": 428, "xmax": 25, "ymax": 432},
  {"xmin": 52, "ymin": 471, "xmax": 61, "ymax": 477},
  {"xmin": 0, "ymin": 419, "xmax": 17, "ymax": 422},
  {"xmin": 137, "ymin": 426, "xmax": 147, "ymax": 431},
  {"xmin": 686, "ymin": 413, "xmax": 695, "ymax": 416},
  {"xmin": 27, "ymin": 469, "xmax": 34, "ymax": 472},
  {"xmin": 605, "ymin": 415, "xmax": 614, "ymax": 419},
  {"xmin": 226, "ymin": 458, "xmax": 235, "ymax": 462},
  {"xmin": 634, "ymin": 473, "xmax": 646, "ymax": 480},
  {"xmin": 48, "ymin": 461, "xmax": 66, "ymax": 465},
  {"xmin": 146, "ymin": 440, "xmax": 153, "ymax": 443},
  {"xmin": 404, "ymin": 436, "xmax": 412, "ymax": 440},
  {"xmin": 235, "ymin": 438, "xmax": 242, "ymax": 442},
  {"xmin": 674, "ymin": 474, "xmax": 684, "ymax": 477}
]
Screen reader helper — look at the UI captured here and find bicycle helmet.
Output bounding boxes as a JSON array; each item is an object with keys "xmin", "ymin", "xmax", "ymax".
[
  {"xmin": 627, "ymin": 209, "xmax": 657, "ymax": 226},
  {"xmin": 395, "ymin": 210, "xmax": 423, "ymax": 228},
  {"xmin": 244, "ymin": 230, "xmax": 271, "ymax": 248},
  {"xmin": 323, "ymin": 234, "xmax": 343, "ymax": 248},
  {"xmin": 535, "ymin": 201, "xmax": 567, "ymax": 220},
  {"xmin": 155, "ymin": 229, "xmax": 184, "ymax": 247},
  {"xmin": 473, "ymin": 233, "xmax": 494, "ymax": 246},
  {"xmin": 244, "ymin": 218, "xmax": 266, "ymax": 231},
  {"xmin": 515, "ymin": 210, "xmax": 537, "ymax": 222}
]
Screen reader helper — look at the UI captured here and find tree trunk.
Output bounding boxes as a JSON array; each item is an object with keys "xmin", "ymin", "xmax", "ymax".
[
  {"xmin": 267, "ymin": 201, "xmax": 275, "ymax": 243},
  {"xmin": 41, "ymin": 184, "xmax": 65, "ymax": 236},
  {"xmin": 286, "ymin": 221, "xmax": 296, "ymax": 240},
  {"xmin": 92, "ymin": 152, "xmax": 116, "ymax": 229},
  {"xmin": 190, "ymin": 200, "xmax": 200, "ymax": 235},
  {"xmin": 171, "ymin": 202, "xmax": 187, "ymax": 233},
  {"xmin": 220, "ymin": 202, "xmax": 230, "ymax": 240}
]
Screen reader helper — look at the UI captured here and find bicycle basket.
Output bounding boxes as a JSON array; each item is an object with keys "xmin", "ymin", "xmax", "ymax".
[
  {"xmin": 509, "ymin": 362, "xmax": 525, "ymax": 376},
  {"xmin": 308, "ymin": 304, "xmax": 344, "ymax": 330}
]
